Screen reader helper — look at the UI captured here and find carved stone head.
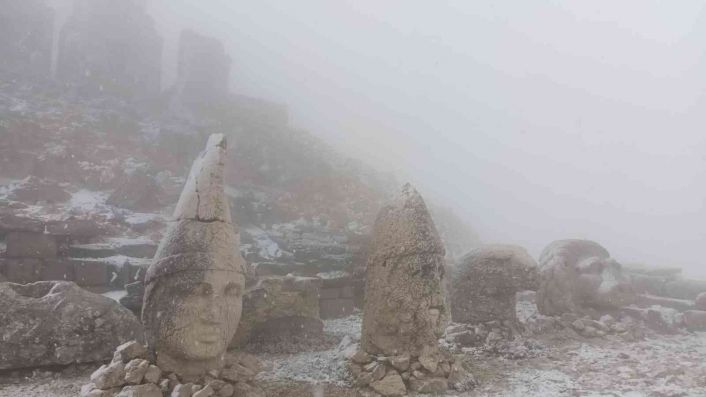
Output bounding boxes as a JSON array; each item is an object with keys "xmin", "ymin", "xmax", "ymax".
[{"xmin": 142, "ymin": 134, "xmax": 245, "ymax": 381}]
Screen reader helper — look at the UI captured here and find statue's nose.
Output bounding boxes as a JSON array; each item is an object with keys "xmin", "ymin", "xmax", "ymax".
[{"xmin": 202, "ymin": 302, "xmax": 224, "ymax": 324}]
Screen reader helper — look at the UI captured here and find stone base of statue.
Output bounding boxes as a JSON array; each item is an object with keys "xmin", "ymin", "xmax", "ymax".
[{"xmin": 79, "ymin": 341, "xmax": 266, "ymax": 397}]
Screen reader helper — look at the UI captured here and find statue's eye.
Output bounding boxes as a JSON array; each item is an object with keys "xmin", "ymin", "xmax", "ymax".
[{"xmin": 224, "ymin": 283, "xmax": 240, "ymax": 297}]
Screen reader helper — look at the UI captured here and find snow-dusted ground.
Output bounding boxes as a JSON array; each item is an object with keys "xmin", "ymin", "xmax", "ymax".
[{"xmin": 253, "ymin": 305, "xmax": 706, "ymax": 397}]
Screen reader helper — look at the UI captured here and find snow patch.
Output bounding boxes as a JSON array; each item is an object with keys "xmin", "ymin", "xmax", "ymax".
[{"xmin": 102, "ymin": 290, "xmax": 128, "ymax": 302}]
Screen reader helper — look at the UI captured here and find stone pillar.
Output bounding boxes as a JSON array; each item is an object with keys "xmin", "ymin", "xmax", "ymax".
[
  {"xmin": 361, "ymin": 183, "xmax": 449, "ymax": 357},
  {"xmin": 56, "ymin": 0, "xmax": 162, "ymax": 99}
]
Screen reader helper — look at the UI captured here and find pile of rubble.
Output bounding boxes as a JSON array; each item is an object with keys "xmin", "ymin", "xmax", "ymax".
[
  {"xmin": 80, "ymin": 341, "xmax": 265, "ymax": 397},
  {"xmin": 345, "ymin": 348, "xmax": 475, "ymax": 395}
]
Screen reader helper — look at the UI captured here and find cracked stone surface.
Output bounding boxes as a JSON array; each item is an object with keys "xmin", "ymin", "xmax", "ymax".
[
  {"xmin": 536, "ymin": 239, "xmax": 635, "ymax": 317},
  {"xmin": 142, "ymin": 134, "xmax": 246, "ymax": 381},
  {"xmin": 450, "ymin": 244, "xmax": 538, "ymax": 324},
  {"xmin": 360, "ymin": 183, "xmax": 449, "ymax": 357}
]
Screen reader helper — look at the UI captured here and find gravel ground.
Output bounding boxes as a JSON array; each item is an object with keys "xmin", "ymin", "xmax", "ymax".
[{"xmin": 4, "ymin": 306, "xmax": 706, "ymax": 397}]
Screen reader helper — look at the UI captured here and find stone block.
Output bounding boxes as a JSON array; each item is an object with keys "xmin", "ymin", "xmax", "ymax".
[
  {"xmin": 320, "ymin": 298, "xmax": 354, "ymax": 319},
  {"xmin": 341, "ymin": 286, "xmax": 355, "ymax": 298},
  {"xmin": 684, "ymin": 310, "xmax": 706, "ymax": 332},
  {"xmin": 634, "ymin": 294, "xmax": 694, "ymax": 312},
  {"xmin": 72, "ymin": 260, "xmax": 108, "ymax": 286},
  {"xmin": 41, "ymin": 259, "xmax": 75, "ymax": 282},
  {"xmin": 319, "ymin": 288, "xmax": 340, "ymax": 300},
  {"xmin": 630, "ymin": 274, "xmax": 666, "ymax": 296},
  {"xmin": 0, "ymin": 213, "xmax": 44, "ymax": 234},
  {"xmin": 5, "ymin": 232, "xmax": 57, "ymax": 259},
  {"xmin": 664, "ymin": 280, "xmax": 706, "ymax": 300},
  {"xmin": 4, "ymin": 258, "xmax": 43, "ymax": 284}
]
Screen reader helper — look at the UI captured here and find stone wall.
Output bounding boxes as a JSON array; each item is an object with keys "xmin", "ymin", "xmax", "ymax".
[
  {"xmin": 318, "ymin": 276, "xmax": 358, "ymax": 319},
  {"xmin": 168, "ymin": 29, "xmax": 232, "ymax": 110}
]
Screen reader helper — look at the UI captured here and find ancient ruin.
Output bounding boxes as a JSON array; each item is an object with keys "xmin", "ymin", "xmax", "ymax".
[
  {"xmin": 347, "ymin": 184, "xmax": 474, "ymax": 395},
  {"xmin": 0, "ymin": 0, "xmax": 54, "ymax": 78},
  {"xmin": 450, "ymin": 244, "xmax": 538, "ymax": 325},
  {"xmin": 57, "ymin": 0, "xmax": 162, "ymax": 99},
  {"xmin": 142, "ymin": 133, "xmax": 245, "ymax": 381},
  {"xmin": 168, "ymin": 29, "xmax": 232, "ymax": 112},
  {"xmin": 536, "ymin": 239, "xmax": 636, "ymax": 317}
]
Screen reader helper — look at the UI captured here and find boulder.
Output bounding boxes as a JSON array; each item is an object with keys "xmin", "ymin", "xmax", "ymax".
[
  {"xmin": 450, "ymin": 244, "xmax": 538, "ymax": 324},
  {"xmin": 0, "ymin": 281, "xmax": 144, "ymax": 370},
  {"xmin": 229, "ymin": 275, "xmax": 322, "ymax": 348},
  {"xmin": 536, "ymin": 240, "xmax": 635, "ymax": 316},
  {"xmin": 369, "ymin": 373, "xmax": 407, "ymax": 396},
  {"xmin": 361, "ymin": 184, "xmax": 449, "ymax": 357},
  {"xmin": 408, "ymin": 378, "xmax": 448, "ymax": 394}
]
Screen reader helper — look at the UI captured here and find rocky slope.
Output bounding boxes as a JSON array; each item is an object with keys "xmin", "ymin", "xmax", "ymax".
[{"xmin": 0, "ymin": 71, "xmax": 479, "ymax": 297}]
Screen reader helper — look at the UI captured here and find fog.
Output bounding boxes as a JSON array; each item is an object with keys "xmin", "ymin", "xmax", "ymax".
[{"xmin": 71, "ymin": 1, "xmax": 706, "ymax": 276}]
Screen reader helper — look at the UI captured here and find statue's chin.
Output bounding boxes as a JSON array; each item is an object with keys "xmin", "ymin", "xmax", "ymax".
[
  {"xmin": 156, "ymin": 346, "xmax": 225, "ymax": 382},
  {"xmin": 161, "ymin": 339, "xmax": 223, "ymax": 361}
]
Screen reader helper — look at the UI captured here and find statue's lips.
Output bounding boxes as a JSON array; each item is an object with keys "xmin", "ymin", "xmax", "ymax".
[{"xmin": 196, "ymin": 325, "xmax": 222, "ymax": 343}]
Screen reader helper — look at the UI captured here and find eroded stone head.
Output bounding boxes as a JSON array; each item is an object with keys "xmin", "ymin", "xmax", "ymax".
[
  {"xmin": 537, "ymin": 239, "xmax": 635, "ymax": 316},
  {"xmin": 141, "ymin": 134, "xmax": 245, "ymax": 381},
  {"xmin": 361, "ymin": 183, "xmax": 448, "ymax": 357}
]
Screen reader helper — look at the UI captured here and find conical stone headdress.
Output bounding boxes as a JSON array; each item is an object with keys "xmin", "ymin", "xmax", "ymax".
[{"xmin": 144, "ymin": 132, "xmax": 244, "ymax": 286}]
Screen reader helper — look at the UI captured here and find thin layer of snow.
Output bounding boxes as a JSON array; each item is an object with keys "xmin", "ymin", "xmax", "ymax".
[
  {"xmin": 502, "ymin": 369, "xmax": 578, "ymax": 397},
  {"xmin": 516, "ymin": 301, "xmax": 538, "ymax": 323},
  {"xmin": 69, "ymin": 189, "xmax": 109, "ymax": 212},
  {"xmin": 102, "ymin": 290, "xmax": 128, "ymax": 302},
  {"xmin": 69, "ymin": 255, "xmax": 151, "ymax": 268},
  {"xmin": 106, "ymin": 237, "xmax": 155, "ymax": 247},
  {"xmin": 316, "ymin": 271, "xmax": 350, "ymax": 280},
  {"xmin": 322, "ymin": 315, "xmax": 361, "ymax": 341},
  {"xmin": 124, "ymin": 212, "xmax": 160, "ymax": 225},
  {"xmin": 244, "ymin": 225, "xmax": 281, "ymax": 259},
  {"xmin": 0, "ymin": 180, "xmax": 20, "ymax": 199}
]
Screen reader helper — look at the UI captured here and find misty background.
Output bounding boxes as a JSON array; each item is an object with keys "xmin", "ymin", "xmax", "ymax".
[{"xmin": 48, "ymin": 0, "xmax": 706, "ymax": 277}]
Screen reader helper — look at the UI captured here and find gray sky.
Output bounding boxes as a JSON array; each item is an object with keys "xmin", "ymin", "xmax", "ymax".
[{"xmin": 146, "ymin": 0, "xmax": 706, "ymax": 276}]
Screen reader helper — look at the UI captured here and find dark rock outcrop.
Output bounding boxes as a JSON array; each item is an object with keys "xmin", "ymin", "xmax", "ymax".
[{"xmin": 0, "ymin": 281, "xmax": 143, "ymax": 370}]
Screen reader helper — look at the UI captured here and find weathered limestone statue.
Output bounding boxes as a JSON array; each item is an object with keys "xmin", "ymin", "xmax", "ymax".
[
  {"xmin": 142, "ymin": 133, "xmax": 245, "ymax": 381},
  {"xmin": 537, "ymin": 239, "xmax": 635, "ymax": 316},
  {"xmin": 450, "ymin": 244, "xmax": 538, "ymax": 324},
  {"xmin": 361, "ymin": 184, "xmax": 449, "ymax": 357}
]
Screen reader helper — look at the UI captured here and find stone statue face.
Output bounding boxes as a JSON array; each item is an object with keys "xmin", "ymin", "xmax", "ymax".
[{"xmin": 152, "ymin": 269, "xmax": 244, "ymax": 361}]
